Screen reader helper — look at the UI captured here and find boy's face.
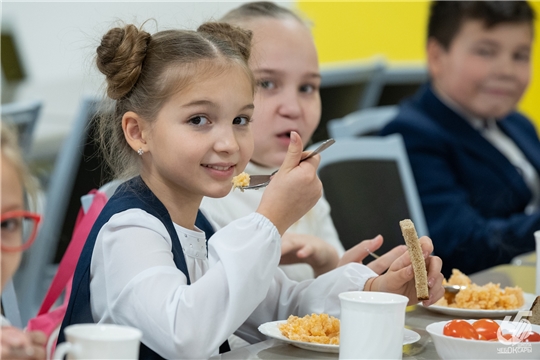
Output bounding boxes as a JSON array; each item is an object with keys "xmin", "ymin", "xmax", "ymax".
[
  {"xmin": 428, "ymin": 20, "xmax": 532, "ymax": 119},
  {"xmin": 246, "ymin": 17, "xmax": 321, "ymax": 168}
]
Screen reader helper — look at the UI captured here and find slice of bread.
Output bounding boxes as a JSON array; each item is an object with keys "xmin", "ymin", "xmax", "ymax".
[
  {"xmin": 529, "ymin": 296, "xmax": 540, "ymax": 325},
  {"xmin": 399, "ymin": 219, "xmax": 429, "ymax": 301}
]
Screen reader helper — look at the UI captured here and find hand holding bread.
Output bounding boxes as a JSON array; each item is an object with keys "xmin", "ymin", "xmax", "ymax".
[{"xmin": 364, "ymin": 220, "xmax": 444, "ymax": 306}]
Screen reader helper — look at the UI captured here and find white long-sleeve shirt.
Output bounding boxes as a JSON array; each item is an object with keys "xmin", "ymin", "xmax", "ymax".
[
  {"xmin": 89, "ymin": 210, "xmax": 376, "ymax": 359},
  {"xmin": 201, "ymin": 161, "xmax": 345, "ymax": 282}
]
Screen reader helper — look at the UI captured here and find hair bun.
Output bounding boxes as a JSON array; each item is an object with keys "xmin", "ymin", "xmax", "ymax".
[
  {"xmin": 197, "ymin": 22, "xmax": 252, "ymax": 62},
  {"xmin": 96, "ymin": 24, "xmax": 151, "ymax": 100}
]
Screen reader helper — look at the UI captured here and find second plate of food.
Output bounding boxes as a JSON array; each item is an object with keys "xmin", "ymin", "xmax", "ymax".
[
  {"xmin": 258, "ymin": 320, "xmax": 420, "ymax": 353},
  {"xmin": 419, "ymin": 292, "xmax": 537, "ymax": 318}
]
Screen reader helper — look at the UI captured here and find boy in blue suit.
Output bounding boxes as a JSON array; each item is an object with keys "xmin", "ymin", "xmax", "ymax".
[{"xmin": 381, "ymin": 1, "xmax": 538, "ymax": 276}]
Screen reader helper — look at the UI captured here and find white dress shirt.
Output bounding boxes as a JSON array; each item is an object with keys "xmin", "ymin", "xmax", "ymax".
[
  {"xmin": 200, "ymin": 161, "xmax": 345, "ymax": 282},
  {"xmin": 90, "ymin": 209, "xmax": 376, "ymax": 359}
]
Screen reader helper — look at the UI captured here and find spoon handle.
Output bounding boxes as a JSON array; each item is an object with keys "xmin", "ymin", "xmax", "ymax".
[{"xmin": 301, "ymin": 138, "xmax": 335, "ymax": 163}]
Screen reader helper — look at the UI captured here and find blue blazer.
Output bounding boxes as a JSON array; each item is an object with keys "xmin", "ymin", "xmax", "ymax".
[{"xmin": 380, "ymin": 84, "xmax": 540, "ymax": 276}]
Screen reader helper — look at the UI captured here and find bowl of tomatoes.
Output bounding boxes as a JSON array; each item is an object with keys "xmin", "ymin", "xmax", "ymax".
[{"xmin": 426, "ymin": 318, "xmax": 540, "ymax": 359}]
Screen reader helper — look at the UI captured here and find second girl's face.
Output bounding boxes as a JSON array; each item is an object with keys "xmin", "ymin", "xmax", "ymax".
[
  {"xmin": 247, "ymin": 17, "xmax": 321, "ymax": 168},
  {"xmin": 144, "ymin": 63, "xmax": 254, "ymax": 200}
]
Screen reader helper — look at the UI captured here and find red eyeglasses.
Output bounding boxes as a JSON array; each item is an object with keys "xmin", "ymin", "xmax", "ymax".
[{"xmin": 1, "ymin": 210, "xmax": 41, "ymax": 252}]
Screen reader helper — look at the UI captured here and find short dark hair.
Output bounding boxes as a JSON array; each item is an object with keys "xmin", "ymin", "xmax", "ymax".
[{"xmin": 428, "ymin": 1, "xmax": 535, "ymax": 49}]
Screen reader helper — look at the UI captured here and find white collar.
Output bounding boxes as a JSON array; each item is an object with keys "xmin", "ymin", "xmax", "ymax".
[{"xmin": 432, "ymin": 86, "xmax": 495, "ymax": 131}]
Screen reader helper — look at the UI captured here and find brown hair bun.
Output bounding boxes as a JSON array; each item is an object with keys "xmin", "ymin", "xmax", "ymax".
[{"xmin": 96, "ymin": 24, "xmax": 151, "ymax": 100}]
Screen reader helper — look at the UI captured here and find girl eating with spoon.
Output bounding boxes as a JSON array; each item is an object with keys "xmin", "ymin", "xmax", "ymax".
[{"xmin": 58, "ymin": 18, "xmax": 444, "ymax": 359}]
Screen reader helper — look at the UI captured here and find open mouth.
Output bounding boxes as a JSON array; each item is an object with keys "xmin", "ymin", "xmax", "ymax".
[{"xmin": 277, "ymin": 132, "xmax": 292, "ymax": 139}]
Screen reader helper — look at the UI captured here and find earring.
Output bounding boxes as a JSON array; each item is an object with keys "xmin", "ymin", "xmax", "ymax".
[{"xmin": 137, "ymin": 148, "xmax": 144, "ymax": 156}]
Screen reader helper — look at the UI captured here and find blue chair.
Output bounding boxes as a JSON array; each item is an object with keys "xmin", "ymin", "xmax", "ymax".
[
  {"xmin": 360, "ymin": 64, "xmax": 428, "ymax": 109},
  {"xmin": 310, "ymin": 134, "xmax": 428, "ymax": 255},
  {"xmin": 12, "ymin": 96, "xmax": 108, "ymax": 323},
  {"xmin": 1, "ymin": 99, "xmax": 42, "ymax": 156},
  {"xmin": 314, "ymin": 58, "xmax": 386, "ymax": 143},
  {"xmin": 327, "ymin": 105, "xmax": 399, "ymax": 138}
]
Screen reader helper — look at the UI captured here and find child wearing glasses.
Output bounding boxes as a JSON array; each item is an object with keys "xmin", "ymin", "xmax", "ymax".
[
  {"xmin": 58, "ymin": 20, "xmax": 443, "ymax": 358},
  {"xmin": 1, "ymin": 122, "xmax": 46, "ymax": 359}
]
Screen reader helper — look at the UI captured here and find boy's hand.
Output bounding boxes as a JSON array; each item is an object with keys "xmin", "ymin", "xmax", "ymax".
[
  {"xmin": 338, "ymin": 235, "xmax": 408, "ymax": 274},
  {"xmin": 365, "ymin": 236, "xmax": 444, "ymax": 306},
  {"xmin": 257, "ymin": 131, "xmax": 322, "ymax": 234}
]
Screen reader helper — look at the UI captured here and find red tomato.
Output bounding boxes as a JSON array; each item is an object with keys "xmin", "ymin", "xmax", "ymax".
[
  {"xmin": 523, "ymin": 331, "xmax": 540, "ymax": 342},
  {"xmin": 472, "ymin": 319, "xmax": 500, "ymax": 340},
  {"xmin": 500, "ymin": 333, "xmax": 517, "ymax": 343},
  {"xmin": 443, "ymin": 320, "xmax": 480, "ymax": 340}
]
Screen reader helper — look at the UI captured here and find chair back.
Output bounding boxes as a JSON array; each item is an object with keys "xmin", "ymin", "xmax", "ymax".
[
  {"xmin": 327, "ymin": 105, "xmax": 399, "ymax": 138},
  {"xmin": 1, "ymin": 99, "xmax": 42, "ymax": 155},
  {"xmin": 1, "ymin": 281, "xmax": 23, "ymax": 328},
  {"xmin": 360, "ymin": 65, "xmax": 428, "ymax": 109},
  {"xmin": 12, "ymin": 96, "xmax": 111, "ymax": 323},
  {"xmin": 312, "ymin": 135, "xmax": 428, "ymax": 255},
  {"xmin": 314, "ymin": 58, "xmax": 386, "ymax": 143}
]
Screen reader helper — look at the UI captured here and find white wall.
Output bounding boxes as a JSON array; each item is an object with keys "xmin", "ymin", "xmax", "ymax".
[{"xmin": 2, "ymin": 1, "xmax": 292, "ymax": 157}]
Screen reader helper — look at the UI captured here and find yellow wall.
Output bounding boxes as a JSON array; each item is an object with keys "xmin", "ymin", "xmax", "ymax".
[{"xmin": 298, "ymin": 1, "xmax": 540, "ymax": 126}]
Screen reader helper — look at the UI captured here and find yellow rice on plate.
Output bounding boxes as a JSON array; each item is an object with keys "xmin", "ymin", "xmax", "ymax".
[
  {"xmin": 278, "ymin": 313, "xmax": 340, "ymax": 345},
  {"xmin": 436, "ymin": 269, "xmax": 524, "ymax": 310}
]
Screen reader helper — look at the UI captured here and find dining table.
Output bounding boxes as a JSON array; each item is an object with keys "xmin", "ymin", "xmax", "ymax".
[{"xmin": 210, "ymin": 264, "xmax": 536, "ymax": 360}]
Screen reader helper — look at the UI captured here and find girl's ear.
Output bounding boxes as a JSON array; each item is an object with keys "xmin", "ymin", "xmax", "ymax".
[{"xmin": 122, "ymin": 111, "xmax": 148, "ymax": 153}]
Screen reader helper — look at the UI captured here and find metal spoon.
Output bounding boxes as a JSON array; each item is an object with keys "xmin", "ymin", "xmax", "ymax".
[
  {"xmin": 240, "ymin": 138, "xmax": 335, "ymax": 190},
  {"xmin": 444, "ymin": 285, "xmax": 467, "ymax": 294}
]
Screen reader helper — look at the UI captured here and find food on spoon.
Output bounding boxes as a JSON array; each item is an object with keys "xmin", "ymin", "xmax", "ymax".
[
  {"xmin": 399, "ymin": 219, "xmax": 429, "ymax": 300},
  {"xmin": 278, "ymin": 313, "xmax": 340, "ymax": 345},
  {"xmin": 435, "ymin": 269, "xmax": 524, "ymax": 310},
  {"xmin": 231, "ymin": 172, "xmax": 250, "ymax": 191}
]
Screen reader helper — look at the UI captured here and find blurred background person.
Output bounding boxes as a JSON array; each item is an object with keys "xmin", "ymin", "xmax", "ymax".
[
  {"xmin": 381, "ymin": 1, "xmax": 539, "ymax": 276},
  {"xmin": 1, "ymin": 121, "xmax": 46, "ymax": 360}
]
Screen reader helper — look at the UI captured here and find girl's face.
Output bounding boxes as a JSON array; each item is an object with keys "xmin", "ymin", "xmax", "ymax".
[
  {"xmin": 142, "ymin": 63, "xmax": 254, "ymax": 201},
  {"xmin": 1, "ymin": 154, "xmax": 24, "ymax": 292},
  {"xmin": 247, "ymin": 17, "xmax": 321, "ymax": 168}
]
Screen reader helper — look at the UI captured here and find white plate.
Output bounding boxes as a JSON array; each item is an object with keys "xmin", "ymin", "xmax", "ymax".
[
  {"xmin": 420, "ymin": 292, "xmax": 537, "ymax": 318},
  {"xmin": 258, "ymin": 320, "xmax": 420, "ymax": 354}
]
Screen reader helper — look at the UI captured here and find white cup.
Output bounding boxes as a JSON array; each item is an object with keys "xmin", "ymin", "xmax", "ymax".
[
  {"xmin": 339, "ymin": 291, "xmax": 408, "ymax": 359},
  {"xmin": 535, "ymin": 230, "xmax": 540, "ymax": 295},
  {"xmin": 54, "ymin": 324, "xmax": 142, "ymax": 359}
]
